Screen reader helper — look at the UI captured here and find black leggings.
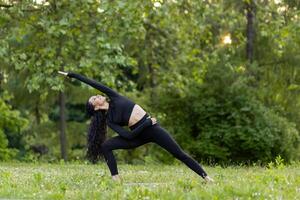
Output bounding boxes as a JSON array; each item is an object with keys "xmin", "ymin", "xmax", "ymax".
[{"xmin": 101, "ymin": 123, "xmax": 208, "ymax": 179}]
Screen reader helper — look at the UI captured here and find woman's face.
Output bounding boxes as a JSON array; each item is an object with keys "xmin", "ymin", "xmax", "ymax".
[{"xmin": 89, "ymin": 95, "xmax": 106, "ymax": 110}]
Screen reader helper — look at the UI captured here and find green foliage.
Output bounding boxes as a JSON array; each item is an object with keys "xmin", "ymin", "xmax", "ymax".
[
  {"xmin": 0, "ymin": 92, "xmax": 28, "ymax": 160},
  {"xmin": 267, "ymin": 155, "xmax": 285, "ymax": 170},
  {"xmin": 0, "ymin": 130, "xmax": 11, "ymax": 160},
  {"xmin": 255, "ymin": 2, "xmax": 300, "ymax": 131},
  {"xmin": 0, "ymin": 0, "xmax": 300, "ymax": 164},
  {"xmin": 155, "ymin": 62, "xmax": 300, "ymax": 163},
  {"xmin": 2, "ymin": 0, "xmax": 137, "ymax": 94}
]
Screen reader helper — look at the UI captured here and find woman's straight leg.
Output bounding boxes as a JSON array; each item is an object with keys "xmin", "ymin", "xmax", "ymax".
[
  {"xmin": 148, "ymin": 125, "xmax": 208, "ymax": 179},
  {"xmin": 101, "ymin": 135, "xmax": 149, "ymax": 175}
]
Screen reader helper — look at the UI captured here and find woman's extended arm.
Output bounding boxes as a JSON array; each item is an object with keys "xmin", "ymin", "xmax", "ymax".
[
  {"xmin": 66, "ymin": 72, "xmax": 119, "ymax": 98},
  {"xmin": 107, "ymin": 118, "xmax": 153, "ymax": 139}
]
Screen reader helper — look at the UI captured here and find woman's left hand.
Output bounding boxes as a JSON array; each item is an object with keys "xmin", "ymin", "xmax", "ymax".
[{"xmin": 150, "ymin": 117, "xmax": 157, "ymax": 125}]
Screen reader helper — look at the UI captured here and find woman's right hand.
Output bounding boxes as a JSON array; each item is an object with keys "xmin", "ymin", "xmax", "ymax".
[
  {"xmin": 58, "ymin": 71, "xmax": 68, "ymax": 76},
  {"xmin": 150, "ymin": 117, "xmax": 157, "ymax": 125}
]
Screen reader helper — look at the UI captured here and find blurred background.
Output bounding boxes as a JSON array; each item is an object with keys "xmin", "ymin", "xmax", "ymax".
[{"xmin": 0, "ymin": 0, "xmax": 299, "ymax": 165}]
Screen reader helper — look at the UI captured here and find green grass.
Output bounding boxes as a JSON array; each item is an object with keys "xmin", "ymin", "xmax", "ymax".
[{"xmin": 0, "ymin": 161, "xmax": 300, "ymax": 199}]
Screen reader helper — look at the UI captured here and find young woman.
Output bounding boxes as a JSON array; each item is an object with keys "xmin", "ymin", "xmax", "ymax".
[{"xmin": 58, "ymin": 71, "xmax": 214, "ymax": 183}]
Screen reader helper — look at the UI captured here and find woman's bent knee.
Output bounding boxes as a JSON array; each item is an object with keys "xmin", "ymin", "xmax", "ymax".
[{"xmin": 101, "ymin": 141, "xmax": 111, "ymax": 152}]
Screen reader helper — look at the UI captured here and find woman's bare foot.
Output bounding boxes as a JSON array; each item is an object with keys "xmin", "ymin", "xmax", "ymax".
[
  {"xmin": 112, "ymin": 174, "xmax": 122, "ymax": 182},
  {"xmin": 204, "ymin": 176, "xmax": 214, "ymax": 183}
]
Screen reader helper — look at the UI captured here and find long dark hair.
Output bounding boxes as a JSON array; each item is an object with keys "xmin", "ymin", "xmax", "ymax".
[{"xmin": 85, "ymin": 100, "xmax": 107, "ymax": 163}]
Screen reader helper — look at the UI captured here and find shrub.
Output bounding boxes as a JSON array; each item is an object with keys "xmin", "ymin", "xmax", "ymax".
[{"xmin": 154, "ymin": 63, "xmax": 300, "ymax": 164}]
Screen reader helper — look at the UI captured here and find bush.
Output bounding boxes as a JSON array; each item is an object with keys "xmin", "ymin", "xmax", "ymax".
[
  {"xmin": 0, "ymin": 92, "xmax": 28, "ymax": 160},
  {"xmin": 154, "ymin": 63, "xmax": 300, "ymax": 164}
]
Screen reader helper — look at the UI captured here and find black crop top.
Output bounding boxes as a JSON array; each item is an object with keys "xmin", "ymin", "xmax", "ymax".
[{"xmin": 67, "ymin": 72, "xmax": 153, "ymax": 139}]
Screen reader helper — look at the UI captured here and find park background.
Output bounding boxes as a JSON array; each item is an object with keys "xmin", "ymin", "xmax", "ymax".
[
  {"xmin": 1, "ymin": 0, "xmax": 300, "ymax": 173},
  {"xmin": 1, "ymin": 0, "xmax": 300, "ymax": 199}
]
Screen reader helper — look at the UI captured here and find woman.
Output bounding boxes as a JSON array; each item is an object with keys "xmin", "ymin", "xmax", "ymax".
[{"xmin": 58, "ymin": 71, "xmax": 214, "ymax": 182}]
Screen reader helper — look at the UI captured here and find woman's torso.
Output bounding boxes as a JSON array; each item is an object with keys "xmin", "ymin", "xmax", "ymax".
[
  {"xmin": 128, "ymin": 104, "xmax": 147, "ymax": 127},
  {"xmin": 107, "ymin": 95, "xmax": 147, "ymax": 127}
]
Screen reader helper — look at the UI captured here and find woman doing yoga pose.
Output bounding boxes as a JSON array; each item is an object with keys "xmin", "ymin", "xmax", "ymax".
[{"xmin": 58, "ymin": 71, "xmax": 214, "ymax": 183}]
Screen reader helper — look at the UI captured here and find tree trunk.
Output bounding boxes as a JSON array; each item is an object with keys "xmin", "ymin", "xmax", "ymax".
[
  {"xmin": 59, "ymin": 90, "xmax": 67, "ymax": 161},
  {"xmin": 246, "ymin": 0, "xmax": 256, "ymax": 63},
  {"xmin": 52, "ymin": 0, "xmax": 68, "ymax": 160},
  {"xmin": 0, "ymin": 71, "xmax": 3, "ymax": 88},
  {"xmin": 144, "ymin": 21, "xmax": 156, "ymax": 98},
  {"xmin": 35, "ymin": 99, "xmax": 41, "ymax": 125}
]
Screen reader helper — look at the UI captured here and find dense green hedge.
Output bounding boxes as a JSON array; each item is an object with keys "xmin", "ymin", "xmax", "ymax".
[
  {"xmin": 154, "ymin": 63, "xmax": 300, "ymax": 164},
  {"xmin": 0, "ymin": 92, "xmax": 28, "ymax": 160}
]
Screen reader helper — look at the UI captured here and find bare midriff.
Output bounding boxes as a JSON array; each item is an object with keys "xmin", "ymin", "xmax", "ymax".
[{"xmin": 128, "ymin": 104, "xmax": 147, "ymax": 127}]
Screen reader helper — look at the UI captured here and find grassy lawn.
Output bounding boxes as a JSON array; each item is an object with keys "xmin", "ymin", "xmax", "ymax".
[{"xmin": 0, "ymin": 161, "xmax": 299, "ymax": 199}]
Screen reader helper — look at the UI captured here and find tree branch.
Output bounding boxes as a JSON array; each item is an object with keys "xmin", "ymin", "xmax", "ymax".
[
  {"xmin": 0, "ymin": 4, "xmax": 13, "ymax": 8},
  {"xmin": 0, "ymin": 4, "xmax": 43, "ymax": 12},
  {"xmin": 143, "ymin": 20, "xmax": 168, "ymax": 37}
]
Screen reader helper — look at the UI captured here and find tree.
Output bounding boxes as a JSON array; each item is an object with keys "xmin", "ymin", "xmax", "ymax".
[{"xmin": 1, "ymin": 0, "xmax": 138, "ymax": 161}]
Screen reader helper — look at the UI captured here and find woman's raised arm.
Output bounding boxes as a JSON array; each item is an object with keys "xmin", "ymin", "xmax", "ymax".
[{"xmin": 59, "ymin": 71, "xmax": 119, "ymax": 98}]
